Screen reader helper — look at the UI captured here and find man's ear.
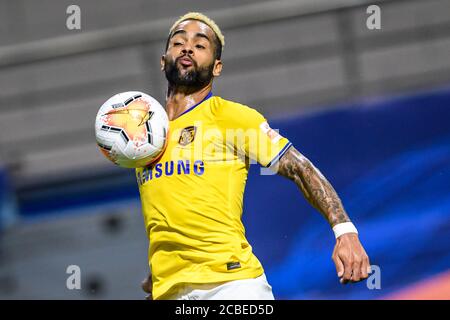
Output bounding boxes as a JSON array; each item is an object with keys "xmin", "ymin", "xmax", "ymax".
[
  {"xmin": 160, "ymin": 55, "xmax": 165, "ymax": 72},
  {"xmin": 213, "ymin": 59, "xmax": 223, "ymax": 77}
]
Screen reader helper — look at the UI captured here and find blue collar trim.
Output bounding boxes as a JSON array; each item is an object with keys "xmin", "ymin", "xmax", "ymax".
[{"xmin": 176, "ymin": 91, "xmax": 213, "ymax": 118}]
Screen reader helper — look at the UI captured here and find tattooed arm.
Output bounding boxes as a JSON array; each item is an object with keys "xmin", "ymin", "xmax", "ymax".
[
  {"xmin": 276, "ymin": 146, "xmax": 370, "ymax": 284},
  {"xmin": 277, "ymin": 146, "xmax": 350, "ymax": 227}
]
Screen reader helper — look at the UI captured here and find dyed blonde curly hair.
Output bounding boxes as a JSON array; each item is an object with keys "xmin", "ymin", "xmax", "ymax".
[{"xmin": 166, "ymin": 12, "xmax": 225, "ymax": 59}]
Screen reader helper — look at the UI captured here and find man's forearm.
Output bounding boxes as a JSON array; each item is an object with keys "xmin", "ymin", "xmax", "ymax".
[{"xmin": 277, "ymin": 146, "xmax": 350, "ymax": 227}]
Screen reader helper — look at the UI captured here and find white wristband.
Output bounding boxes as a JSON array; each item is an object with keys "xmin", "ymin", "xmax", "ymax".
[{"xmin": 333, "ymin": 222, "xmax": 358, "ymax": 239}]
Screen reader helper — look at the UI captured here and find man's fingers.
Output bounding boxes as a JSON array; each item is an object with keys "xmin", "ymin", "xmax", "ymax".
[
  {"xmin": 351, "ymin": 261, "xmax": 361, "ymax": 282},
  {"xmin": 341, "ymin": 256, "xmax": 353, "ymax": 284},
  {"xmin": 332, "ymin": 254, "xmax": 345, "ymax": 278},
  {"xmin": 360, "ymin": 257, "xmax": 370, "ymax": 279}
]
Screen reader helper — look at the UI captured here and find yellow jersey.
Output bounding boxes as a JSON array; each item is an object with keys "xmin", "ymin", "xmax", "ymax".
[{"xmin": 136, "ymin": 93, "xmax": 292, "ymax": 300}]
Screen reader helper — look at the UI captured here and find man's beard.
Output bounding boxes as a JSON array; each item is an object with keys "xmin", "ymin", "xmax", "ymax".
[{"xmin": 164, "ymin": 55, "xmax": 214, "ymax": 90}]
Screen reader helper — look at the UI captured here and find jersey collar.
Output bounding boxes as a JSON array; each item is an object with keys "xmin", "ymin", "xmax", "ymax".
[{"xmin": 173, "ymin": 91, "xmax": 213, "ymax": 120}]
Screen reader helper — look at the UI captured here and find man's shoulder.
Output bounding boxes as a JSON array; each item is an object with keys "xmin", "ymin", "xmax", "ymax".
[
  {"xmin": 210, "ymin": 95, "xmax": 260, "ymax": 117},
  {"xmin": 208, "ymin": 96, "xmax": 265, "ymax": 130},
  {"xmin": 210, "ymin": 95, "xmax": 245, "ymax": 108}
]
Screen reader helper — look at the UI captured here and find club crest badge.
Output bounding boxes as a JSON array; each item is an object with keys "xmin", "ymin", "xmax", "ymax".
[{"xmin": 178, "ymin": 126, "xmax": 197, "ymax": 146}]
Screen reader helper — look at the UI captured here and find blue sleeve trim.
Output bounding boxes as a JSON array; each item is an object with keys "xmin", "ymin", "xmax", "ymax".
[{"xmin": 265, "ymin": 142, "xmax": 293, "ymax": 168}]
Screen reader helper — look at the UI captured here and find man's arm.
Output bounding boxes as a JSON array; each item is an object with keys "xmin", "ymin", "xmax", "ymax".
[{"xmin": 275, "ymin": 145, "xmax": 371, "ymax": 284}]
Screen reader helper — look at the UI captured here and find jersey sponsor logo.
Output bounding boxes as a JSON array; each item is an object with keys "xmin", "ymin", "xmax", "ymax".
[
  {"xmin": 137, "ymin": 159, "xmax": 205, "ymax": 185},
  {"xmin": 178, "ymin": 126, "xmax": 197, "ymax": 146}
]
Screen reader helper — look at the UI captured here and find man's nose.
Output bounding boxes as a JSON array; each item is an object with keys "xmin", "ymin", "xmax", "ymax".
[{"xmin": 181, "ymin": 46, "xmax": 193, "ymax": 55}]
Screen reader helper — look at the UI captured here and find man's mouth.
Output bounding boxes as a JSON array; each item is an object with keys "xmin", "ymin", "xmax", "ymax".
[{"xmin": 178, "ymin": 57, "xmax": 194, "ymax": 67}]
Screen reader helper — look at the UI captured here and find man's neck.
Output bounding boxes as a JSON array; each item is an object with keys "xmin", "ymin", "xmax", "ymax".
[{"xmin": 165, "ymin": 83, "xmax": 212, "ymax": 121}]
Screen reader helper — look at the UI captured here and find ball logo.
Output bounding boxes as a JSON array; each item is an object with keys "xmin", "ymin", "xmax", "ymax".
[
  {"xmin": 178, "ymin": 126, "xmax": 197, "ymax": 146},
  {"xmin": 102, "ymin": 98, "xmax": 154, "ymax": 143}
]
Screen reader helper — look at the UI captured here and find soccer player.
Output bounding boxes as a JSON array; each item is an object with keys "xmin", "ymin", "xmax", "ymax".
[{"xmin": 138, "ymin": 12, "xmax": 370, "ymax": 300}]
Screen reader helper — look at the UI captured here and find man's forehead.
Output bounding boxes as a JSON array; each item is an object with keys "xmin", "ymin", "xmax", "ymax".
[{"xmin": 172, "ymin": 20, "xmax": 215, "ymax": 37}]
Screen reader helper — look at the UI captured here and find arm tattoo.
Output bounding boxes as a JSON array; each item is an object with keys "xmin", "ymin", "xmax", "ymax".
[{"xmin": 276, "ymin": 146, "xmax": 350, "ymax": 227}]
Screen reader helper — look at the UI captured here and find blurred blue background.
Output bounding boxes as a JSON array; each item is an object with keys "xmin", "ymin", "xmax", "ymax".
[
  {"xmin": 245, "ymin": 86, "xmax": 450, "ymax": 299},
  {"xmin": 1, "ymin": 0, "xmax": 449, "ymax": 299}
]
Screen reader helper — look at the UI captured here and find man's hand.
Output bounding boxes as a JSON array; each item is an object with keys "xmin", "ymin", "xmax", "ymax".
[
  {"xmin": 141, "ymin": 272, "xmax": 153, "ymax": 300},
  {"xmin": 332, "ymin": 233, "xmax": 370, "ymax": 284}
]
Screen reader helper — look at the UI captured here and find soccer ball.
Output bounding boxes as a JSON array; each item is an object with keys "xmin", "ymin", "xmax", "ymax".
[{"xmin": 95, "ymin": 91, "xmax": 169, "ymax": 168}]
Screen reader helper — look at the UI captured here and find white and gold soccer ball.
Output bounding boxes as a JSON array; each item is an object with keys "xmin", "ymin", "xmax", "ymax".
[{"xmin": 95, "ymin": 91, "xmax": 169, "ymax": 168}]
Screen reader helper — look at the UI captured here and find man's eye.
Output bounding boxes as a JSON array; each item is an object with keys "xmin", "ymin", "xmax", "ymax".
[
  {"xmin": 196, "ymin": 44, "xmax": 205, "ymax": 49},
  {"xmin": 173, "ymin": 42, "xmax": 182, "ymax": 46}
]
